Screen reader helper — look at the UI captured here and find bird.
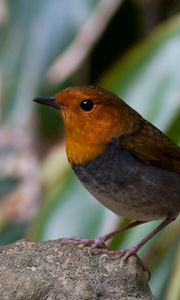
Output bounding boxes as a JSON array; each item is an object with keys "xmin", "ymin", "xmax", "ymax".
[{"xmin": 33, "ymin": 86, "xmax": 180, "ymax": 259}]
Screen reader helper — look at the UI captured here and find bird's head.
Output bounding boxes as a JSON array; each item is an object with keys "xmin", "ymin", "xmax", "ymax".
[{"xmin": 33, "ymin": 86, "xmax": 139, "ymax": 165}]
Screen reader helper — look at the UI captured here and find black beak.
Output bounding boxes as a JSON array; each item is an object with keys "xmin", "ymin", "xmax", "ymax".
[{"xmin": 33, "ymin": 96, "xmax": 60, "ymax": 109}]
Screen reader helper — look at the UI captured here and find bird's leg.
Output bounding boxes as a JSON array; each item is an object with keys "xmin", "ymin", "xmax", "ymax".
[
  {"xmin": 122, "ymin": 214, "xmax": 177, "ymax": 260},
  {"xmin": 90, "ymin": 215, "xmax": 177, "ymax": 281},
  {"xmin": 92, "ymin": 220, "xmax": 147, "ymax": 247},
  {"xmin": 62, "ymin": 220, "xmax": 147, "ymax": 248}
]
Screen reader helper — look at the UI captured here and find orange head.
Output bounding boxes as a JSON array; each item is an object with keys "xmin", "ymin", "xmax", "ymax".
[{"xmin": 33, "ymin": 86, "xmax": 141, "ymax": 165}]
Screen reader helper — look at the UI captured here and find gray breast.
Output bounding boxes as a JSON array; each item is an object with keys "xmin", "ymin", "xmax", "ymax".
[{"xmin": 72, "ymin": 139, "xmax": 180, "ymax": 221}]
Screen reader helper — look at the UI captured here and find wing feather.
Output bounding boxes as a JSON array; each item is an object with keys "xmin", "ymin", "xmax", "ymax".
[{"xmin": 121, "ymin": 119, "xmax": 180, "ymax": 174}]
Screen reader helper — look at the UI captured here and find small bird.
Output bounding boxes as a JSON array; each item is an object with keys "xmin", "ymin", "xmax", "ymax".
[{"xmin": 33, "ymin": 86, "xmax": 180, "ymax": 259}]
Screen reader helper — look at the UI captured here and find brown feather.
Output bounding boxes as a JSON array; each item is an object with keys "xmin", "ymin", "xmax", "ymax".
[{"xmin": 121, "ymin": 118, "xmax": 180, "ymax": 174}]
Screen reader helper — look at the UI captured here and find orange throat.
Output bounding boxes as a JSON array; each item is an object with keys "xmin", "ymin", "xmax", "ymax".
[{"xmin": 66, "ymin": 136, "xmax": 106, "ymax": 165}]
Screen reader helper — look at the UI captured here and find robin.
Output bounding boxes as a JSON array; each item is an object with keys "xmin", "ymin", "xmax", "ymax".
[{"xmin": 33, "ymin": 86, "xmax": 180, "ymax": 259}]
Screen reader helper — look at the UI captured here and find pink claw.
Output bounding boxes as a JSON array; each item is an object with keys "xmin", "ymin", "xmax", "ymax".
[{"xmin": 61, "ymin": 237, "xmax": 108, "ymax": 249}]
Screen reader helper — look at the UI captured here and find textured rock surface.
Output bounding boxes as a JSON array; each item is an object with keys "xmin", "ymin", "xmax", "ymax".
[{"xmin": 0, "ymin": 239, "xmax": 155, "ymax": 300}]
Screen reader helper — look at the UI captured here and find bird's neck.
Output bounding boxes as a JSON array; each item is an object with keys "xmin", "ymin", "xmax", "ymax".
[{"xmin": 66, "ymin": 135, "xmax": 107, "ymax": 165}]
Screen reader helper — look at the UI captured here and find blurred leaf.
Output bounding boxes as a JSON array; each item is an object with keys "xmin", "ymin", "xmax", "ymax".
[
  {"xmin": 28, "ymin": 171, "xmax": 74, "ymax": 240},
  {"xmin": 0, "ymin": 223, "xmax": 28, "ymax": 245},
  {"xmin": 167, "ymin": 112, "xmax": 180, "ymax": 144},
  {"xmin": 101, "ymin": 15, "xmax": 180, "ymax": 139},
  {"xmin": 150, "ymin": 240, "xmax": 179, "ymax": 299},
  {"xmin": 165, "ymin": 244, "xmax": 180, "ymax": 300},
  {"xmin": 39, "ymin": 143, "xmax": 68, "ymax": 191},
  {"xmin": 0, "ymin": 177, "xmax": 20, "ymax": 198},
  {"xmin": 0, "ymin": 0, "xmax": 99, "ymax": 125},
  {"xmin": 29, "ymin": 169, "xmax": 116, "ymax": 241}
]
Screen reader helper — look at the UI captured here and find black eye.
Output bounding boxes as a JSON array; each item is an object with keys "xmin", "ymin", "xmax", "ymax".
[{"xmin": 80, "ymin": 99, "xmax": 94, "ymax": 112}]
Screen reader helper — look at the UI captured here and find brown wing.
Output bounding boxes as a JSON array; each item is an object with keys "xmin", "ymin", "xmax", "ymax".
[{"xmin": 121, "ymin": 119, "xmax": 180, "ymax": 174}]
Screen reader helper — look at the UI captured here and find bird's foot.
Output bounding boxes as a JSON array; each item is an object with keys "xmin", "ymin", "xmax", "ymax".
[
  {"xmin": 61, "ymin": 238, "xmax": 150, "ymax": 280},
  {"xmin": 60, "ymin": 220, "xmax": 147, "ymax": 250},
  {"xmin": 89, "ymin": 246, "xmax": 151, "ymax": 280},
  {"xmin": 121, "ymin": 245, "xmax": 139, "ymax": 260},
  {"xmin": 121, "ymin": 248, "xmax": 150, "ymax": 279},
  {"xmin": 61, "ymin": 236, "xmax": 108, "ymax": 249}
]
